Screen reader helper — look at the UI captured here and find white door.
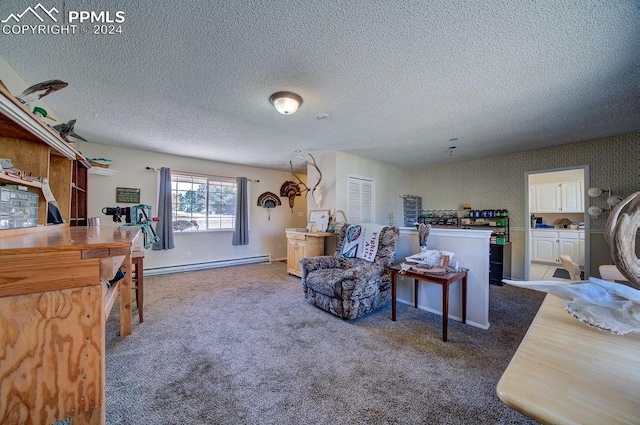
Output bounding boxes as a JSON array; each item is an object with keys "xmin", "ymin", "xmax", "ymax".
[
  {"xmin": 534, "ymin": 183, "xmax": 560, "ymax": 212},
  {"xmin": 561, "ymin": 181, "xmax": 583, "ymax": 212},
  {"xmin": 532, "ymin": 236, "xmax": 558, "ymax": 263},
  {"xmin": 347, "ymin": 176, "xmax": 374, "ymax": 223}
]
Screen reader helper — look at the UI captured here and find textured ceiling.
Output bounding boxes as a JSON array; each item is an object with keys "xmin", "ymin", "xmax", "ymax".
[{"xmin": 1, "ymin": 0, "xmax": 638, "ymax": 171}]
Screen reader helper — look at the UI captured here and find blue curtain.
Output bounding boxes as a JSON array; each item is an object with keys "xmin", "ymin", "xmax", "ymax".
[
  {"xmin": 232, "ymin": 176, "xmax": 249, "ymax": 245},
  {"xmin": 153, "ymin": 167, "xmax": 175, "ymax": 250}
]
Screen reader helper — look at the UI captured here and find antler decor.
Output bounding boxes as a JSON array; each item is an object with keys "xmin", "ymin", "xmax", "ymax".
[
  {"xmin": 288, "ymin": 153, "xmax": 323, "ymax": 206},
  {"xmin": 605, "ymin": 191, "xmax": 640, "ymax": 289}
]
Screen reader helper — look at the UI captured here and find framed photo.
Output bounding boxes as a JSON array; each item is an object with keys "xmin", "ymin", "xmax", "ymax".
[{"xmin": 309, "ymin": 210, "xmax": 330, "ymax": 232}]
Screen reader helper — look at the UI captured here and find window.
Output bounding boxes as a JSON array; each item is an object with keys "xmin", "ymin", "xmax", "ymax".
[
  {"xmin": 348, "ymin": 176, "xmax": 374, "ymax": 223},
  {"xmin": 171, "ymin": 173, "xmax": 237, "ymax": 231}
]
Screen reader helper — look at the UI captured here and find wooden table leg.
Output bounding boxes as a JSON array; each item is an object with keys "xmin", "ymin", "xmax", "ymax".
[
  {"xmin": 462, "ymin": 274, "xmax": 467, "ymax": 324},
  {"xmin": 391, "ymin": 271, "xmax": 397, "ymax": 321},
  {"xmin": 119, "ymin": 254, "xmax": 132, "ymax": 336},
  {"xmin": 442, "ymin": 282, "xmax": 449, "ymax": 342}
]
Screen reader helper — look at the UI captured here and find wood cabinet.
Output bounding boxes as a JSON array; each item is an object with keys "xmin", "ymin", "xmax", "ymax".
[
  {"xmin": 532, "ymin": 181, "xmax": 583, "ymax": 213},
  {"xmin": 0, "ymin": 227, "xmax": 139, "ymax": 425},
  {"xmin": 0, "ymin": 83, "xmax": 89, "ymax": 234},
  {"xmin": 531, "ymin": 230, "xmax": 584, "ymax": 266},
  {"xmin": 71, "ymin": 160, "xmax": 88, "ymax": 226},
  {"xmin": 285, "ymin": 230, "xmax": 332, "ymax": 277},
  {"xmin": 0, "ymin": 82, "xmax": 134, "ymax": 425}
]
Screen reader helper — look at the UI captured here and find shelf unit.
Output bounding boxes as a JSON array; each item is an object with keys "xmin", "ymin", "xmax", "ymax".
[
  {"xmin": 88, "ymin": 167, "xmax": 118, "ymax": 176},
  {"xmin": 0, "ymin": 82, "xmax": 89, "ymax": 235},
  {"xmin": 461, "ymin": 217, "xmax": 511, "ymax": 285},
  {"xmin": 461, "ymin": 217, "xmax": 509, "ymax": 243},
  {"xmin": 417, "ymin": 216, "xmax": 459, "ymax": 227},
  {"xmin": 70, "ymin": 160, "xmax": 88, "ymax": 226}
]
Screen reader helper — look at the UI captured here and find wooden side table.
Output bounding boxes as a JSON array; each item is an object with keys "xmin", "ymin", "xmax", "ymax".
[{"xmin": 391, "ymin": 265, "xmax": 468, "ymax": 342}]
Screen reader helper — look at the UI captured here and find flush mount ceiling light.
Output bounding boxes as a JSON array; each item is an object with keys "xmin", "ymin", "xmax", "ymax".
[{"xmin": 269, "ymin": 91, "xmax": 303, "ymax": 115}]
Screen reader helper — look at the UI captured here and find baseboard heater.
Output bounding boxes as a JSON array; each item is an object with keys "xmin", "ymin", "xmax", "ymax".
[{"xmin": 145, "ymin": 255, "xmax": 272, "ymax": 276}]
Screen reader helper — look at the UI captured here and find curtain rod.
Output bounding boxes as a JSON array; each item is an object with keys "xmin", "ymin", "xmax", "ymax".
[{"xmin": 145, "ymin": 167, "xmax": 259, "ymax": 182}]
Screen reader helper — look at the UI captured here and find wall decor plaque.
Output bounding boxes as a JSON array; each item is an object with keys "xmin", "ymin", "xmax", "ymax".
[{"xmin": 116, "ymin": 187, "xmax": 140, "ymax": 203}]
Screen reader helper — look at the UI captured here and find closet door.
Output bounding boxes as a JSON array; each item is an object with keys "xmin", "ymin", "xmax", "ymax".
[{"xmin": 348, "ymin": 176, "xmax": 374, "ymax": 223}]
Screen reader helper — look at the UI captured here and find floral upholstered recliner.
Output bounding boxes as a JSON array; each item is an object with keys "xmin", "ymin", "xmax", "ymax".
[{"xmin": 300, "ymin": 225, "xmax": 400, "ymax": 319}]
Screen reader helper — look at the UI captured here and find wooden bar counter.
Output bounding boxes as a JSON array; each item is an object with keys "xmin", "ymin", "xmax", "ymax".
[
  {"xmin": 0, "ymin": 225, "xmax": 140, "ymax": 425},
  {"xmin": 497, "ymin": 294, "xmax": 640, "ymax": 424}
]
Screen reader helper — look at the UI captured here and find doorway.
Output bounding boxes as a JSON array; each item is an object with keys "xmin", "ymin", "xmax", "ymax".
[{"xmin": 524, "ymin": 166, "xmax": 590, "ymax": 281}]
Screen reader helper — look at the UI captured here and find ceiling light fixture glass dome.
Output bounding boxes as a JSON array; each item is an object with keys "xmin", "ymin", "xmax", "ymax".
[{"xmin": 269, "ymin": 91, "xmax": 303, "ymax": 115}]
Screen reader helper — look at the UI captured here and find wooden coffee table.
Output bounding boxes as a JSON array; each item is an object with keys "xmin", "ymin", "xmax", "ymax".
[{"xmin": 390, "ymin": 265, "xmax": 468, "ymax": 342}]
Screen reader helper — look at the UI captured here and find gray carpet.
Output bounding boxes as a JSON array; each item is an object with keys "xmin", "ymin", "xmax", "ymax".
[{"xmin": 100, "ymin": 262, "xmax": 544, "ymax": 424}]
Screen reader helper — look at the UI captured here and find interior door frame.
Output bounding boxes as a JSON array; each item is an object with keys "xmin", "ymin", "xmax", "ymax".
[{"xmin": 524, "ymin": 165, "xmax": 590, "ymax": 280}]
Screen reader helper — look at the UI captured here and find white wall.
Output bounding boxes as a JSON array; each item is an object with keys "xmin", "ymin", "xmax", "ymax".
[
  {"xmin": 80, "ymin": 142, "xmax": 307, "ymax": 270},
  {"xmin": 335, "ymin": 151, "xmax": 410, "ymax": 227}
]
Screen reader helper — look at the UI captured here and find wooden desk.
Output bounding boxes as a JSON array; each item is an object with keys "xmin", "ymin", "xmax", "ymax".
[
  {"xmin": 0, "ymin": 226, "xmax": 140, "ymax": 425},
  {"xmin": 391, "ymin": 265, "xmax": 468, "ymax": 342},
  {"xmin": 497, "ymin": 294, "xmax": 640, "ymax": 424}
]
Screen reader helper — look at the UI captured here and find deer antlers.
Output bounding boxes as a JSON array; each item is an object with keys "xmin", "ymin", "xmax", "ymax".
[{"xmin": 289, "ymin": 153, "xmax": 323, "ymax": 203}]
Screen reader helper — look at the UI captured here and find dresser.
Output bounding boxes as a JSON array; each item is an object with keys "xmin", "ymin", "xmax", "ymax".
[{"xmin": 285, "ymin": 229, "xmax": 334, "ymax": 277}]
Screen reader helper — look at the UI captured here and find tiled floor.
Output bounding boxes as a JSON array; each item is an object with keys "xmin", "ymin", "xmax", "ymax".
[{"xmin": 529, "ymin": 263, "xmax": 571, "ymax": 281}]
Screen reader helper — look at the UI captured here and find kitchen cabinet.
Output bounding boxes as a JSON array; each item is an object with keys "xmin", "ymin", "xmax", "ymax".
[
  {"xmin": 531, "ymin": 230, "xmax": 584, "ymax": 266},
  {"xmin": 558, "ymin": 232, "xmax": 580, "ymax": 263},
  {"xmin": 285, "ymin": 230, "xmax": 333, "ymax": 277},
  {"xmin": 531, "ymin": 181, "xmax": 583, "ymax": 213},
  {"xmin": 533, "ymin": 183, "xmax": 560, "ymax": 213},
  {"xmin": 561, "ymin": 181, "xmax": 583, "ymax": 212},
  {"xmin": 532, "ymin": 231, "xmax": 558, "ymax": 263}
]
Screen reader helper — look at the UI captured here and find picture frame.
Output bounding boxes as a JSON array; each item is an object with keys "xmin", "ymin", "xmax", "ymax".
[
  {"xmin": 116, "ymin": 187, "xmax": 140, "ymax": 203},
  {"xmin": 309, "ymin": 209, "xmax": 330, "ymax": 232}
]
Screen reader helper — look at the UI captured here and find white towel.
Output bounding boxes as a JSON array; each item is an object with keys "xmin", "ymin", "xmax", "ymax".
[{"xmin": 341, "ymin": 223, "xmax": 385, "ymax": 262}]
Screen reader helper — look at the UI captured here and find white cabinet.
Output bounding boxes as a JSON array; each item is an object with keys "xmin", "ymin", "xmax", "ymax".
[
  {"xmin": 531, "ymin": 181, "xmax": 583, "ymax": 213},
  {"xmin": 533, "ymin": 183, "xmax": 560, "ymax": 212},
  {"xmin": 531, "ymin": 230, "xmax": 584, "ymax": 266},
  {"xmin": 558, "ymin": 232, "xmax": 581, "ymax": 264},
  {"xmin": 532, "ymin": 231, "xmax": 558, "ymax": 263},
  {"xmin": 561, "ymin": 181, "xmax": 583, "ymax": 212}
]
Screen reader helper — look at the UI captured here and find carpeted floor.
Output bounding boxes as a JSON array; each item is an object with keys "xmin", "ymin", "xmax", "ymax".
[{"xmin": 100, "ymin": 262, "xmax": 544, "ymax": 424}]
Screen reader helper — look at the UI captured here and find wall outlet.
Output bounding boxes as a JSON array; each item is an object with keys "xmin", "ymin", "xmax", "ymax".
[
  {"xmin": 186, "ymin": 251, "xmax": 192, "ymax": 259},
  {"xmin": 297, "ymin": 212, "xmax": 303, "ymax": 217},
  {"xmin": 278, "ymin": 244, "xmax": 283, "ymax": 250}
]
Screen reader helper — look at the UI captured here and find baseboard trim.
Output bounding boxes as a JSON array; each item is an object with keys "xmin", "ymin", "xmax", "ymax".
[{"xmin": 145, "ymin": 255, "xmax": 272, "ymax": 276}]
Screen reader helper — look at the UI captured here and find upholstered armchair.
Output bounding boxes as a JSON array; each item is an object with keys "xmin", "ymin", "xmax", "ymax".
[{"xmin": 300, "ymin": 225, "xmax": 400, "ymax": 319}]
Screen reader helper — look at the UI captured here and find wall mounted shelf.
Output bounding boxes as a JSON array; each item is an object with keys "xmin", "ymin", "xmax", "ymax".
[{"xmin": 88, "ymin": 167, "xmax": 118, "ymax": 176}]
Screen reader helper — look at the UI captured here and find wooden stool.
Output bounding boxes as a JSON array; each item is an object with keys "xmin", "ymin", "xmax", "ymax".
[{"xmin": 132, "ymin": 249, "xmax": 145, "ymax": 323}]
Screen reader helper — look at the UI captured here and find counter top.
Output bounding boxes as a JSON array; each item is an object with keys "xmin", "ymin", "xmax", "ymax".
[
  {"xmin": 0, "ymin": 225, "xmax": 140, "ymax": 254},
  {"xmin": 531, "ymin": 228, "xmax": 584, "ymax": 232},
  {"xmin": 285, "ymin": 229, "xmax": 335, "ymax": 237},
  {"xmin": 497, "ymin": 294, "xmax": 640, "ymax": 424}
]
